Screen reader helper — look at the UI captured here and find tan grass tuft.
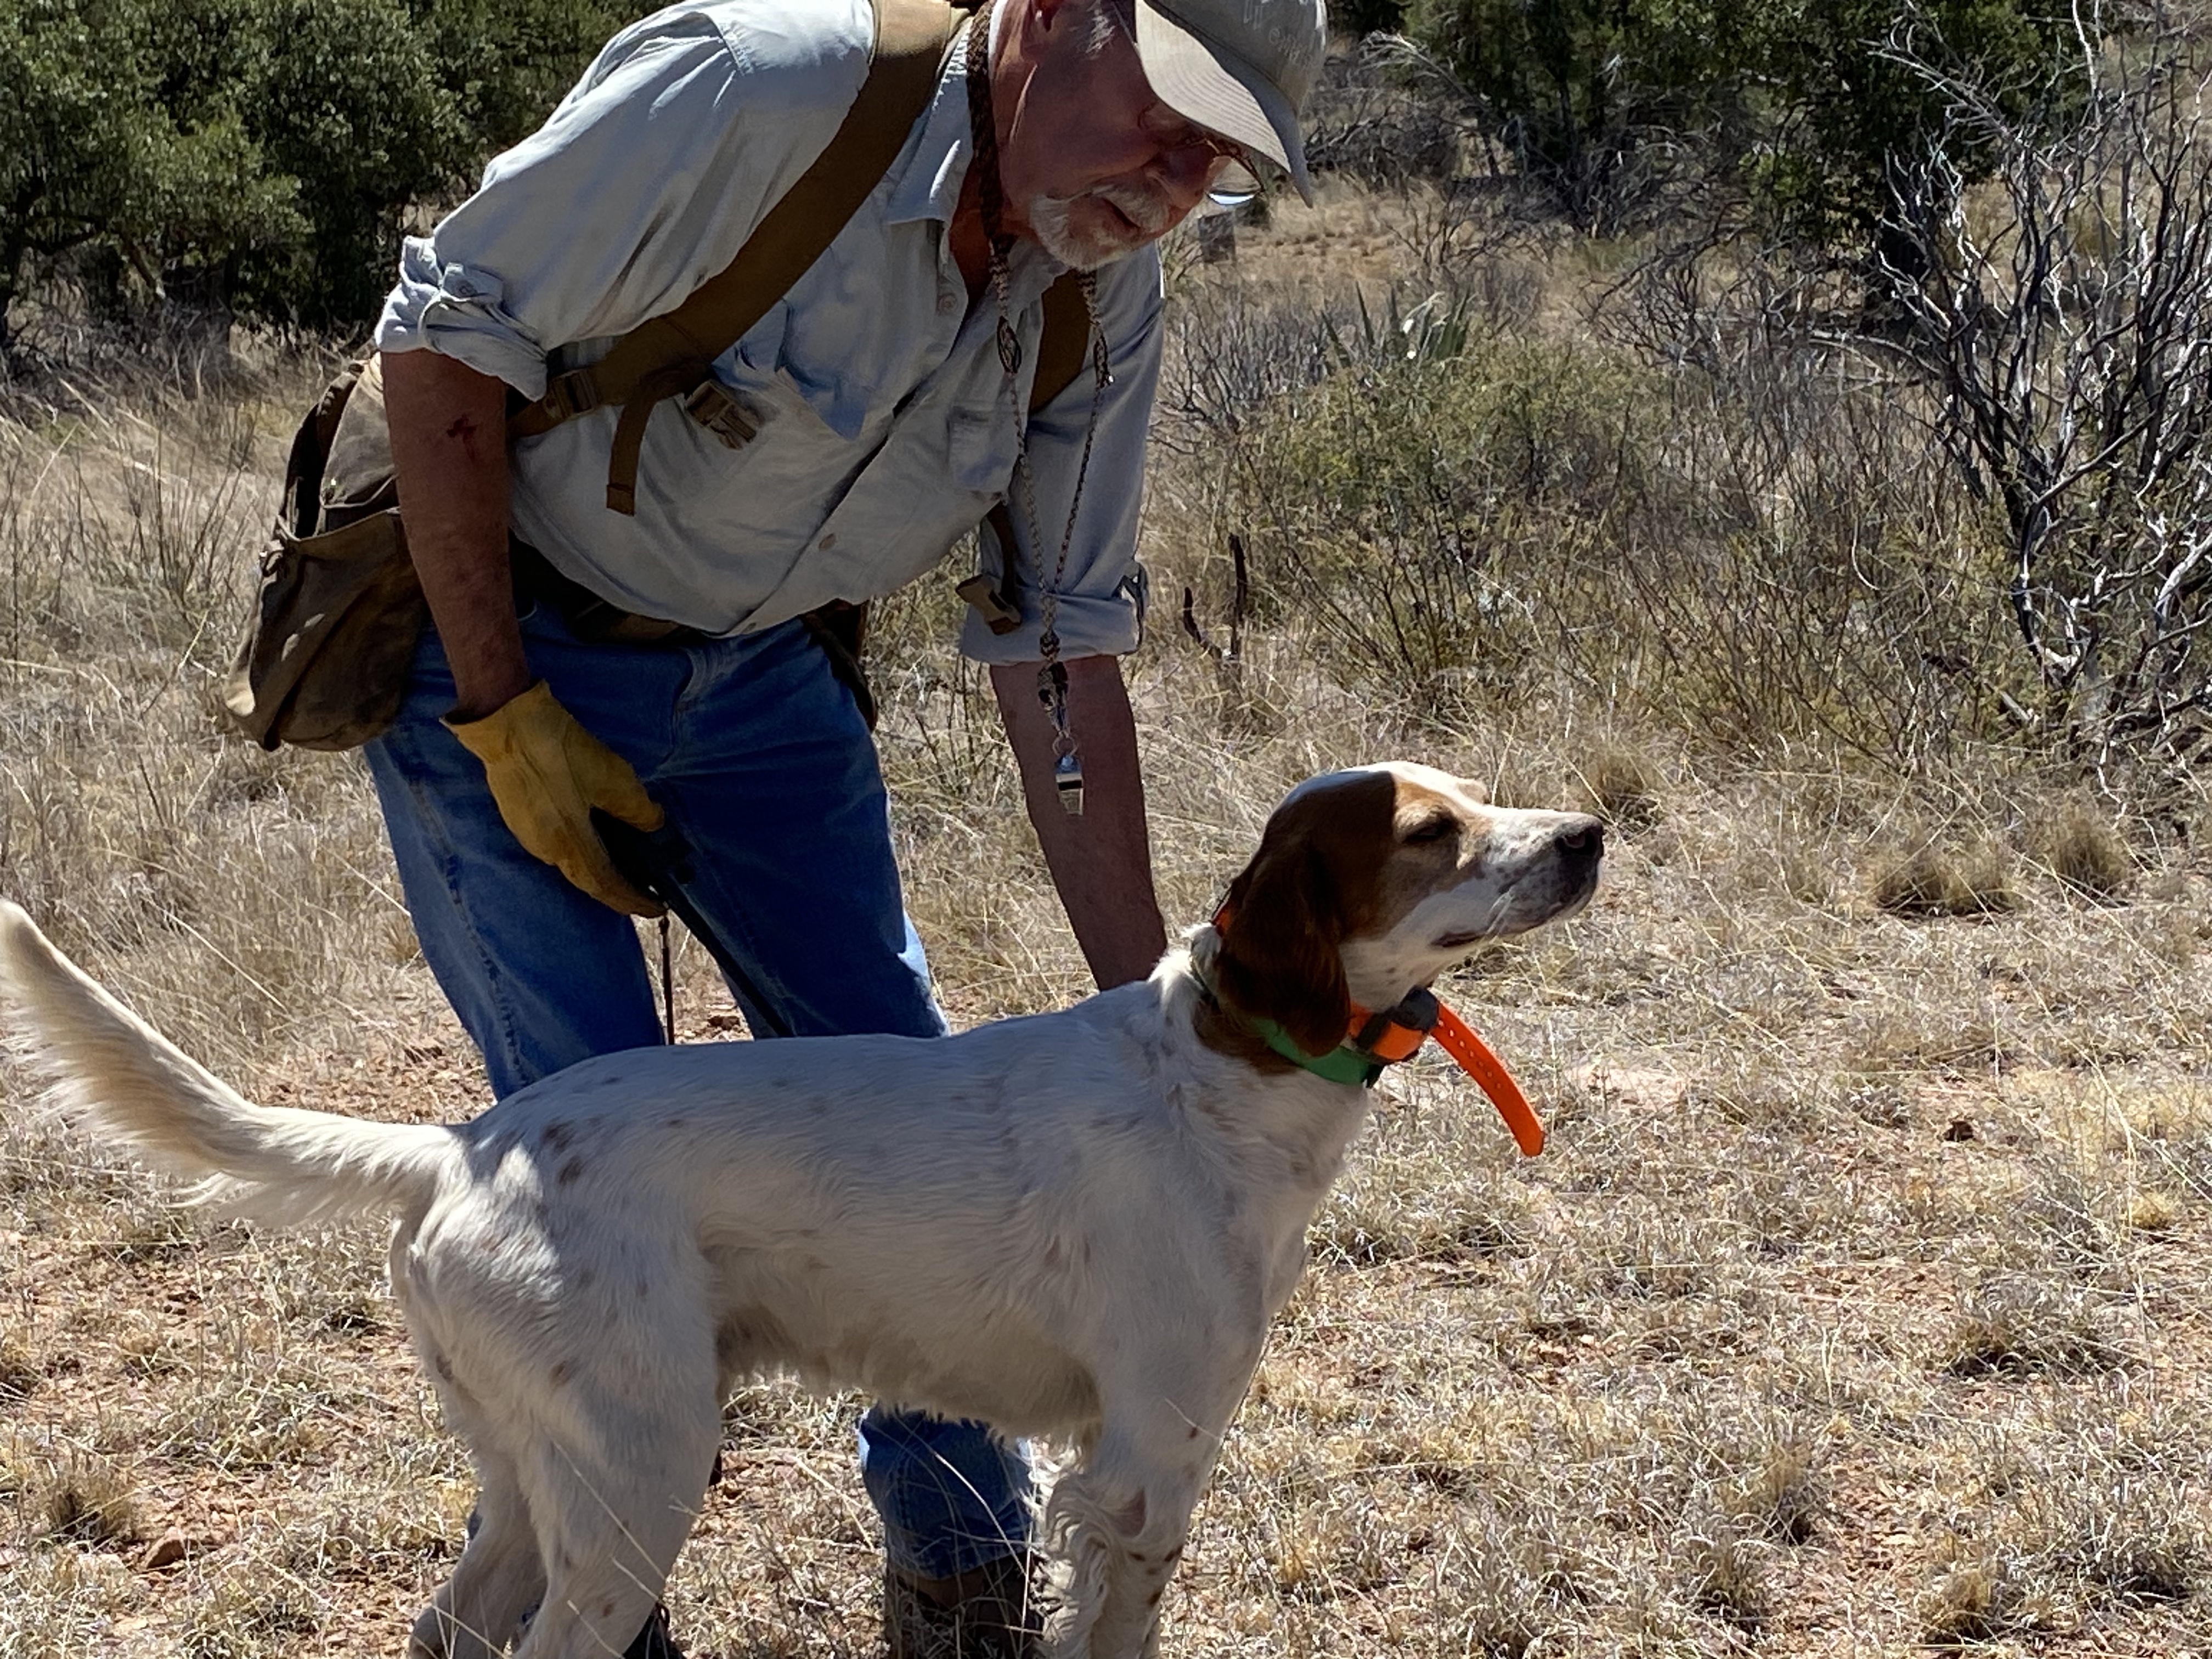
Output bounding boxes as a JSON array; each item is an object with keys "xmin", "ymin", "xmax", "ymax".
[
  {"xmin": 1725, "ymin": 1441, "xmax": 1824, "ymax": 1545},
  {"xmin": 2033, "ymin": 797, "xmax": 2132, "ymax": 900},
  {"xmin": 24, "ymin": 1449, "xmax": 140, "ymax": 1547},
  {"xmin": 1572, "ymin": 741, "xmax": 1663, "ymax": 829},
  {"xmin": 1919, "ymin": 1555, "xmax": 2023, "ymax": 1643},
  {"xmin": 0, "ymin": 1329, "xmax": 40, "ymax": 1398},
  {"xmin": 2125, "ymin": 1190, "xmax": 2181, "ymax": 1232},
  {"xmin": 1681, "ymin": 1523, "xmax": 1769, "ymax": 1628},
  {"xmin": 1940, "ymin": 1280, "xmax": 2125, "ymax": 1377},
  {"xmin": 1871, "ymin": 839, "xmax": 2019, "ymax": 916},
  {"xmin": 184, "ymin": 1566, "xmax": 324, "ymax": 1659}
]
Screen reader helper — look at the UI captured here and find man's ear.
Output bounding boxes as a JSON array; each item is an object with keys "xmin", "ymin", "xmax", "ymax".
[{"xmin": 1212, "ymin": 833, "xmax": 1351, "ymax": 1059}]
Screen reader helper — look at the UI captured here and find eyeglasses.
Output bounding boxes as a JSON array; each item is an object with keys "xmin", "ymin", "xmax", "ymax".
[
  {"xmin": 1104, "ymin": 4, "xmax": 1266, "ymax": 208},
  {"xmin": 1135, "ymin": 105, "xmax": 1265, "ymax": 208}
]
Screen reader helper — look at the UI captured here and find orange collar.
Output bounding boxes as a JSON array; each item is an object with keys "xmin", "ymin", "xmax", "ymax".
[{"xmin": 1207, "ymin": 909, "xmax": 1546, "ymax": 1156}]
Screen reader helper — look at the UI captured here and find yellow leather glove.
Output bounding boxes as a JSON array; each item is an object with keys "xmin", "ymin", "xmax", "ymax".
[{"xmin": 444, "ymin": 681, "xmax": 667, "ymax": 917}]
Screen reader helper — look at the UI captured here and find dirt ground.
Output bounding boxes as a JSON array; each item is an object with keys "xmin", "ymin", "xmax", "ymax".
[{"xmin": 4, "ymin": 187, "xmax": 2210, "ymax": 1656}]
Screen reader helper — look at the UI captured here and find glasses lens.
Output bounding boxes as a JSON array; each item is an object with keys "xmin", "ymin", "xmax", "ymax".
[{"xmin": 1206, "ymin": 157, "xmax": 1263, "ymax": 208}]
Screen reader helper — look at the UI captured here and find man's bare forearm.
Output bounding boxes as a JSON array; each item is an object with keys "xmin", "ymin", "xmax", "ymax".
[
  {"xmin": 382, "ymin": 349, "xmax": 529, "ymax": 720},
  {"xmin": 991, "ymin": 656, "xmax": 1166, "ymax": 989}
]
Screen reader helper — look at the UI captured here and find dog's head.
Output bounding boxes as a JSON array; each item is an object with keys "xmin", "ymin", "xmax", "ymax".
[{"xmin": 1207, "ymin": 763, "xmax": 1602, "ymax": 1056}]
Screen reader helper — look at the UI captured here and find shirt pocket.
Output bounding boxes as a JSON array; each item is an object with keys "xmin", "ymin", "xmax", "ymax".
[
  {"xmin": 760, "ymin": 298, "xmax": 882, "ymax": 439},
  {"xmin": 946, "ymin": 405, "xmax": 1015, "ymax": 498}
]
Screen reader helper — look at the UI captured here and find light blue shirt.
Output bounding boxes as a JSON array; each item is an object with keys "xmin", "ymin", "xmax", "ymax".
[{"xmin": 375, "ymin": 0, "xmax": 1159, "ymax": 662}]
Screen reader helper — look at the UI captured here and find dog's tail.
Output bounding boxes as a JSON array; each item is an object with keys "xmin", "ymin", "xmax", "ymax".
[{"xmin": 0, "ymin": 901, "xmax": 456, "ymax": 1224}]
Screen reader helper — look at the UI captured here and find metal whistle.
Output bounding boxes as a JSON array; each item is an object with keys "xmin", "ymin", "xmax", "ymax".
[{"xmin": 1054, "ymin": 751, "xmax": 1085, "ymax": 815}]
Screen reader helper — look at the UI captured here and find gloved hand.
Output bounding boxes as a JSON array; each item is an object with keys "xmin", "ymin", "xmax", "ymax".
[{"xmin": 444, "ymin": 680, "xmax": 667, "ymax": 917}]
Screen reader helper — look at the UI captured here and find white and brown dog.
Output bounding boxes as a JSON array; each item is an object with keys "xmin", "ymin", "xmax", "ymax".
[{"xmin": 0, "ymin": 763, "xmax": 1601, "ymax": 1659}]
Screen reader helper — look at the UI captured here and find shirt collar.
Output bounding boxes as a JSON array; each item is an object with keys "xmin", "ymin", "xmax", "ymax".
[{"xmin": 881, "ymin": 8, "xmax": 1073, "ymax": 281}]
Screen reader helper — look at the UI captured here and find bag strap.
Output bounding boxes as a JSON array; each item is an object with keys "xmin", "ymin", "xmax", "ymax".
[{"xmin": 506, "ymin": 0, "xmax": 968, "ymax": 512}]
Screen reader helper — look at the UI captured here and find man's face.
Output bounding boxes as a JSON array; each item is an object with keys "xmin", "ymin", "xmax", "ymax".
[{"xmin": 997, "ymin": 0, "xmax": 1256, "ymax": 268}]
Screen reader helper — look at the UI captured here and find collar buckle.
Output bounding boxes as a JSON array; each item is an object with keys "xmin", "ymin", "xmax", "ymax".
[{"xmin": 1350, "ymin": 988, "xmax": 1439, "ymax": 1064}]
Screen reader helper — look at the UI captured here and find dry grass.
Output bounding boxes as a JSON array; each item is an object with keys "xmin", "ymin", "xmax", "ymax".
[
  {"xmin": 1870, "ymin": 839, "xmax": 2021, "ymax": 918},
  {"xmin": 3, "ymin": 189, "xmax": 2210, "ymax": 1656},
  {"xmin": 2032, "ymin": 798, "xmax": 2134, "ymax": 902}
]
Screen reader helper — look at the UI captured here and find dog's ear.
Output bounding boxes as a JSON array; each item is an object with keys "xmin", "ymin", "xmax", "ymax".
[{"xmin": 1213, "ymin": 826, "xmax": 1353, "ymax": 1059}]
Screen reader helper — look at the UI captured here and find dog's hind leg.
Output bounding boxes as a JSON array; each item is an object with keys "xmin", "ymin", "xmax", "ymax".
[
  {"xmin": 410, "ymin": 1440, "xmax": 545, "ymax": 1659},
  {"xmin": 1047, "ymin": 1368, "xmax": 1246, "ymax": 1659},
  {"xmin": 510, "ymin": 1368, "xmax": 720, "ymax": 1659}
]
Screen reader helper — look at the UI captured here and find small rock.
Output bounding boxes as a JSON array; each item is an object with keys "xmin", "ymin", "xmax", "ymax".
[
  {"xmin": 138, "ymin": 1531, "xmax": 190, "ymax": 1571},
  {"xmin": 1942, "ymin": 1118, "xmax": 1976, "ymax": 1143}
]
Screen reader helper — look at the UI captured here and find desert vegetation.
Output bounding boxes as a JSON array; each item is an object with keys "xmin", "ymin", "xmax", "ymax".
[{"xmin": 4, "ymin": 1, "xmax": 2211, "ymax": 1655}]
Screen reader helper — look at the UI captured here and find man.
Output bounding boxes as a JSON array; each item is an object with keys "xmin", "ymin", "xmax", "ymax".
[{"xmin": 368, "ymin": 0, "xmax": 1325, "ymax": 1651}]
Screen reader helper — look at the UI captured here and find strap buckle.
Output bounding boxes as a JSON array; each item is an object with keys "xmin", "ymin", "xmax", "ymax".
[
  {"xmin": 540, "ymin": 368, "xmax": 605, "ymax": 422},
  {"xmin": 1352, "ymin": 988, "xmax": 1440, "ymax": 1064},
  {"xmin": 956, "ymin": 573, "xmax": 1022, "ymax": 635},
  {"xmin": 681, "ymin": 380, "xmax": 759, "ymax": 449}
]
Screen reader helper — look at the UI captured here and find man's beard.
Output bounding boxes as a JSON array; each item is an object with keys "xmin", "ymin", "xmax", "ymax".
[{"xmin": 1026, "ymin": 180, "xmax": 1176, "ymax": 268}]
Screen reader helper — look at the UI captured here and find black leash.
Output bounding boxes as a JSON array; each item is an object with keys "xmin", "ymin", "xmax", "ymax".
[
  {"xmin": 658, "ymin": 915, "xmax": 675, "ymax": 1043},
  {"xmin": 593, "ymin": 811, "xmax": 794, "ymax": 1041}
]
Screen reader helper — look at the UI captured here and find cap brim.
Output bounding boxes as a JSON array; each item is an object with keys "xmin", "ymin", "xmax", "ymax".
[{"xmin": 1132, "ymin": 1, "xmax": 1314, "ymax": 204}]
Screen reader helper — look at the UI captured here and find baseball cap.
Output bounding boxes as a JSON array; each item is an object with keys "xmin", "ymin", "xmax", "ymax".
[{"xmin": 1130, "ymin": 0, "xmax": 1329, "ymax": 203}]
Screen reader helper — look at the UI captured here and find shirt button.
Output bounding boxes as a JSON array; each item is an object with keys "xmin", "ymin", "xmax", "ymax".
[
  {"xmin": 937, "ymin": 292, "xmax": 958, "ymax": 315},
  {"xmin": 818, "ymin": 533, "xmax": 838, "ymax": 551},
  {"xmin": 452, "ymin": 278, "xmax": 477, "ymax": 299}
]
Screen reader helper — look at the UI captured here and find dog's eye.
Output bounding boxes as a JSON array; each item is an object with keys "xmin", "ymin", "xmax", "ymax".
[{"xmin": 1403, "ymin": 814, "xmax": 1457, "ymax": 845}]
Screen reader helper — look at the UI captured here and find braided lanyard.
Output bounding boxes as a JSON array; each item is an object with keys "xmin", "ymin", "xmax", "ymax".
[{"xmin": 964, "ymin": 2, "xmax": 1113, "ymax": 814}]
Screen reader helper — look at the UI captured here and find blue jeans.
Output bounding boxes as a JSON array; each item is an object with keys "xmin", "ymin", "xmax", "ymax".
[{"xmin": 365, "ymin": 601, "xmax": 1030, "ymax": 1579}]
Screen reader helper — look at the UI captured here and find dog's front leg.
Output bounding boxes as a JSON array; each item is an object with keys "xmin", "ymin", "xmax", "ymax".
[{"xmin": 1047, "ymin": 1367, "xmax": 1248, "ymax": 1659}]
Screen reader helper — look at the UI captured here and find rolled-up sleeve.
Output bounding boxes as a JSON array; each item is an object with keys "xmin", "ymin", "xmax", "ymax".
[
  {"xmin": 960, "ymin": 249, "xmax": 1164, "ymax": 664},
  {"xmin": 375, "ymin": 14, "xmax": 858, "ymax": 399}
]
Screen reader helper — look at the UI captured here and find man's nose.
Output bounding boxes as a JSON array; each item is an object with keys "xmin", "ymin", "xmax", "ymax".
[{"xmin": 1152, "ymin": 146, "xmax": 1215, "ymax": 213}]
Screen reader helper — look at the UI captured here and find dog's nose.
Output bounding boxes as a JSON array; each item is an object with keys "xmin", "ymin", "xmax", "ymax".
[{"xmin": 1557, "ymin": 816, "xmax": 1605, "ymax": 861}]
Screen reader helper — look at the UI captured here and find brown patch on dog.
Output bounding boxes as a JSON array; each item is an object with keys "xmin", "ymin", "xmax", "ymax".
[
  {"xmin": 1206, "ymin": 770, "xmax": 1522, "ymax": 1062},
  {"xmin": 549, "ymin": 1360, "xmax": 573, "ymax": 1387},
  {"xmin": 1210, "ymin": 772, "xmax": 1396, "ymax": 1056},
  {"xmin": 540, "ymin": 1121, "xmax": 572, "ymax": 1150},
  {"xmin": 556, "ymin": 1156, "xmax": 585, "ymax": 1186}
]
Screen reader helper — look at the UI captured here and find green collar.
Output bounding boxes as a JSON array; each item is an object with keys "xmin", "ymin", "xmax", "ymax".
[{"xmin": 1248, "ymin": 1017, "xmax": 1385, "ymax": 1086}]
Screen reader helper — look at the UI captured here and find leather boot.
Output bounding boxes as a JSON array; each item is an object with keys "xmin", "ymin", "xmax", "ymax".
[{"xmin": 883, "ymin": 1553, "xmax": 1042, "ymax": 1658}]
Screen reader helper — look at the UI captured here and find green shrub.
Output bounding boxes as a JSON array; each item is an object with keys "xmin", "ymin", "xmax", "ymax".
[
  {"xmin": 1203, "ymin": 303, "xmax": 2011, "ymax": 757},
  {"xmin": 1406, "ymin": 0, "xmax": 2081, "ymax": 250},
  {"xmin": 1, "ymin": 0, "xmax": 653, "ymax": 340}
]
